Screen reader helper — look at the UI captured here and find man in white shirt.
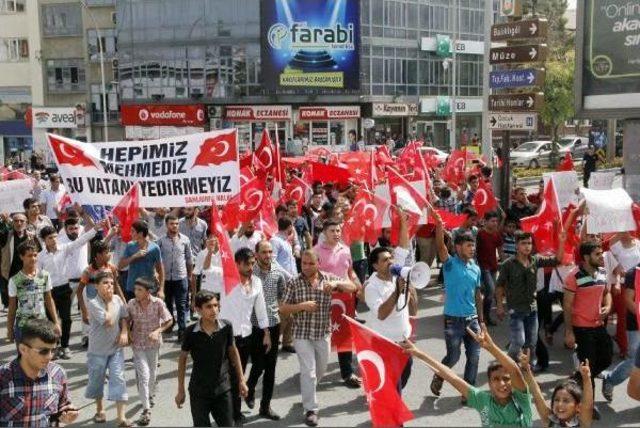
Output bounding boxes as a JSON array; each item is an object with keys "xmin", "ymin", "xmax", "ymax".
[
  {"xmin": 212, "ymin": 247, "xmax": 271, "ymax": 426},
  {"xmin": 58, "ymin": 217, "xmax": 91, "ymax": 297},
  {"xmin": 364, "ymin": 212, "xmax": 416, "ymax": 393},
  {"xmin": 230, "ymin": 221, "xmax": 264, "ymax": 255},
  {"xmin": 191, "ymin": 235, "xmax": 222, "ymax": 300},
  {"xmin": 37, "ymin": 220, "xmax": 105, "ymax": 359},
  {"xmin": 40, "ymin": 174, "xmax": 66, "ymax": 230}
]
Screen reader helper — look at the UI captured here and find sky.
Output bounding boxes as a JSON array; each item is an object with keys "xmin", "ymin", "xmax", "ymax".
[{"xmin": 568, "ymin": 0, "xmax": 576, "ymax": 9}]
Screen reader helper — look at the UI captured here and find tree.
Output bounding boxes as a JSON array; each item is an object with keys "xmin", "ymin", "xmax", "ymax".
[
  {"xmin": 539, "ymin": 52, "xmax": 575, "ymax": 166},
  {"xmin": 523, "ymin": 0, "xmax": 572, "ymax": 59}
]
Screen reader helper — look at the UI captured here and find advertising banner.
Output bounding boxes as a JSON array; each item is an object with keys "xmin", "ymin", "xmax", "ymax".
[
  {"xmin": 577, "ymin": 0, "xmax": 640, "ymax": 115},
  {"xmin": 32, "ymin": 107, "xmax": 79, "ymax": 128},
  {"xmin": 298, "ymin": 106, "xmax": 360, "ymax": 120},
  {"xmin": 0, "ymin": 179, "xmax": 34, "ymax": 213},
  {"xmin": 224, "ymin": 105, "xmax": 292, "ymax": 121},
  {"xmin": 260, "ymin": 0, "xmax": 360, "ymax": 91},
  {"xmin": 47, "ymin": 129, "xmax": 240, "ymax": 207},
  {"xmin": 121, "ymin": 104, "xmax": 206, "ymax": 126}
]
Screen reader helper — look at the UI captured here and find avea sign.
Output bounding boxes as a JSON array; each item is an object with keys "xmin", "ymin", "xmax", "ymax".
[{"xmin": 268, "ymin": 22, "xmax": 355, "ymax": 50}]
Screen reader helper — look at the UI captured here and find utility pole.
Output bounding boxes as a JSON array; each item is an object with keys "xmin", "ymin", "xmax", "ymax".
[
  {"xmin": 482, "ymin": 0, "xmax": 493, "ymax": 163},
  {"xmin": 450, "ymin": 0, "xmax": 458, "ymax": 151}
]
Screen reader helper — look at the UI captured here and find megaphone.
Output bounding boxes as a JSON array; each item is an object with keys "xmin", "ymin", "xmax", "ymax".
[{"xmin": 390, "ymin": 262, "xmax": 432, "ymax": 290}]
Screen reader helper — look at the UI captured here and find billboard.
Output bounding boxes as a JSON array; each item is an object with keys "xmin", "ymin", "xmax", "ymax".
[
  {"xmin": 575, "ymin": 0, "xmax": 640, "ymax": 117},
  {"xmin": 260, "ymin": 0, "xmax": 360, "ymax": 92}
]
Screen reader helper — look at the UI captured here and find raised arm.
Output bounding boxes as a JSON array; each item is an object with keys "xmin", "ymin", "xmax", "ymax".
[
  {"xmin": 431, "ymin": 210, "xmax": 449, "ymax": 263},
  {"xmin": 519, "ymin": 350, "xmax": 550, "ymax": 425},
  {"xmin": 578, "ymin": 360, "xmax": 594, "ymax": 428}
]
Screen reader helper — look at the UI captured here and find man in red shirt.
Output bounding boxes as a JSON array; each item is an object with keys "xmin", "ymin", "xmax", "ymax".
[
  {"xmin": 475, "ymin": 212, "xmax": 504, "ymax": 326},
  {"xmin": 564, "ymin": 241, "xmax": 612, "ymax": 419}
]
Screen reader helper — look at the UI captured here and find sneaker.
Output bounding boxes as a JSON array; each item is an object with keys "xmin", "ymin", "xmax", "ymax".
[
  {"xmin": 245, "ymin": 392, "xmax": 255, "ymax": 409},
  {"xmin": 601, "ymin": 377, "xmax": 614, "ymax": 402},
  {"xmin": 60, "ymin": 347, "xmax": 72, "ymax": 360},
  {"xmin": 177, "ymin": 330, "xmax": 184, "ymax": 343},
  {"xmin": 592, "ymin": 406, "xmax": 601, "ymax": 421},
  {"xmin": 259, "ymin": 407, "xmax": 281, "ymax": 421},
  {"xmin": 233, "ymin": 414, "xmax": 247, "ymax": 427},
  {"xmin": 344, "ymin": 375, "xmax": 362, "ymax": 389},
  {"xmin": 149, "ymin": 397, "xmax": 155, "ymax": 408},
  {"xmin": 281, "ymin": 345, "xmax": 296, "ymax": 353},
  {"xmin": 137, "ymin": 409, "xmax": 151, "ymax": 427},
  {"xmin": 304, "ymin": 411, "xmax": 319, "ymax": 427},
  {"xmin": 81, "ymin": 336, "xmax": 89, "ymax": 349},
  {"xmin": 430, "ymin": 375, "xmax": 444, "ymax": 397}
]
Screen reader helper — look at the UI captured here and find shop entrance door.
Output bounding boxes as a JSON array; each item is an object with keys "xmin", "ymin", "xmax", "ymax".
[{"xmin": 416, "ymin": 121, "xmax": 449, "ymax": 150}]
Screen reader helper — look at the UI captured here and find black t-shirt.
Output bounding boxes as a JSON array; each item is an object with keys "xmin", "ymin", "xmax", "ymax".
[
  {"xmin": 583, "ymin": 153, "xmax": 597, "ymax": 173},
  {"xmin": 624, "ymin": 268, "xmax": 638, "ymax": 331},
  {"xmin": 181, "ymin": 319, "xmax": 234, "ymax": 396},
  {"xmin": 507, "ymin": 203, "xmax": 537, "ymax": 223}
]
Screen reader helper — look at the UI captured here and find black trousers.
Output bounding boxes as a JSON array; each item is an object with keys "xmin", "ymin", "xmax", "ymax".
[
  {"xmin": 573, "ymin": 326, "xmax": 613, "ymax": 394},
  {"xmin": 51, "ymin": 284, "xmax": 73, "ymax": 348},
  {"xmin": 230, "ymin": 334, "xmax": 252, "ymax": 421},
  {"xmin": 0, "ymin": 277, "xmax": 8, "ymax": 308},
  {"xmin": 338, "ymin": 352, "xmax": 354, "ymax": 380},
  {"xmin": 189, "ymin": 389, "xmax": 233, "ymax": 427},
  {"xmin": 397, "ymin": 357, "xmax": 413, "ymax": 394},
  {"xmin": 247, "ymin": 324, "xmax": 280, "ymax": 409}
]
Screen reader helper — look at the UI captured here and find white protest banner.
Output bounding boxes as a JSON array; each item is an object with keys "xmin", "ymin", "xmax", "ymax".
[
  {"xmin": 588, "ymin": 171, "xmax": 616, "ymax": 190},
  {"xmin": 0, "ymin": 179, "xmax": 33, "ymax": 213},
  {"xmin": 47, "ymin": 130, "xmax": 240, "ymax": 208},
  {"xmin": 581, "ymin": 188, "xmax": 636, "ymax": 234},
  {"xmin": 375, "ymin": 181, "xmax": 428, "ymax": 227},
  {"xmin": 543, "ymin": 171, "xmax": 579, "ymax": 210}
]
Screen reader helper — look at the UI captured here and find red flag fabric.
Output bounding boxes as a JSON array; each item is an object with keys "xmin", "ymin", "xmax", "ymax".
[
  {"xmin": 281, "ymin": 176, "xmax": 311, "ymax": 213},
  {"xmin": 112, "ymin": 183, "xmax": 140, "ymax": 243},
  {"xmin": 435, "ymin": 209, "xmax": 468, "ymax": 230},
  {"xmin": 210, "ymin": 203, "xmax": 241, "ymax": 295},
  {"xmin": 308, "ymin": 161, "xmax": 353, "ymax": 185},
  {"xmin": 239, "ymin": 152, "xmax": 254, "ymax": 169},
  {"xmin": 254, "ymin": 195, "xmax": 278, "ymax": 239},
  {"xmin": 221, "ymin": 177, "xmax": 268, "ymax": 230},
  {"xmin": 192, "ymin": 130, "xmax": 237, "ymax": 168},
  {"xmin": 635, "ymin": 267, "xmax": 640, "ymax": 329},
  {"xmin": 330, "ymin": 292, "xmax": 355, "ymax": 352},
  {"xmin": 342, "ymin": 190, "xmax": 389, "ymax": 246},
  {"xmin": 472, "ymin": 179, "xmax": 498, "ymax": 218},
  {"xmin": 339, "ymin": 151, "xmax": 370, "ymax": 183},
  {"xmin": 557, "ymin": 152, "xmax": 574, "ymax": 172},
  {"xmin": 388, "ymin": 168, "xmax": 428, "ymax": 245},
  {"xmin": 345, "ymin": 317, "xmax": 414, "ymax": 427},
  {"xmin": 632, "ymin": 203, "xmax": 640, "ymax": 231},
  {"xmin": 520, "ymin": 180, "xmax": 561, "ymax": 255},
  {"xmin": 374, "ymin": 145, "xmax": 394, "ymax": 166},
  {"xmin": 441, "ymin": 149, "xmax": 469, "ymax": 187},
  {"xmin": 559, "ymin": 204, "xmax": 579, "ymax": 264},
  {"xmin": 239, "ymin": 166, "xmax": 255, "ymax": 187},
  {"xmin": 254, "ymin": 130, "xmax": 276, "ymax": 173},
  {"xmin": 48, "ymin": 135, "xmax": 99, "ymax": 169}
]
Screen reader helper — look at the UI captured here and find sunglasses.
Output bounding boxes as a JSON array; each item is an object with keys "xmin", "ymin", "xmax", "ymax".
[{"xmin": 24, "ymin": 343, "xmax": 57, "ymax": 356}]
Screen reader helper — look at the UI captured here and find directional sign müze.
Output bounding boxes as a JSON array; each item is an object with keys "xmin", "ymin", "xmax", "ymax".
[
  {"xmin": 489, "ymin": 68, "xmax": 545, "ymax": 89},
  {"xmin": 489, "ymin": 93, "xmax": 545, "ymax": 112},
  {"xmin": 491, "ymin": 18, "xmax": 548, "ymax": 42},
  {"xmin": 489, "ymin": 113, "xmax": 538, "ymax": 131},
  {"xmin": 489, "ymin": 44, "xmax": 548, "ymax": 65}
]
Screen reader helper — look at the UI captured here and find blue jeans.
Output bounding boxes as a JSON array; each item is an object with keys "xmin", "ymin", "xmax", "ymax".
[
  {"xmin": 441, "ymin": 316, "xmax": 481, "ymax": 385},
  {"xmin": 606, "ymin": 331, "xmax": 640, "ymax": 386},
  {"xmin": 508, "ymin": 309, "xmax": 539, "ymax": 361},
  {"xmin": 165, "ymin": 278, "xmax": 188, "ymax": 331},
  {"xmin": 85, "ymin": 349, "xmax": 128, "ymax": 402},
  {"xmin": 481, "ymin": 270, "xmax": 496, "ymax": 319}
]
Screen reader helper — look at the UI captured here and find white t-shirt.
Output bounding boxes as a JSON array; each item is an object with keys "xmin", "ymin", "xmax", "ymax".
[
  {"xmin": 610, "ymin": 240, "xmax": 640, "ymax": 276},
  {"xmin": 194, "ymin": 250, "xmax": 223, "ymax": 293},
  {"xmin": 603, "ymin": 251, "xmax": 620, "ymax": 286},
  {"xmin": 549, "ymin": 265, "xmax": 574, "ymax": 294},
  {"xmin": 40, "ymin": 186, "xmax": 66, "ymax": 220}
]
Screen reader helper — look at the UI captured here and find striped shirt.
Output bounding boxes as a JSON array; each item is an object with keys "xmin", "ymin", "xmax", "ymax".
[
  {"xmin": 252, "ymin": 263, "xmax": 287, "ymax": 327},
  {"xmin": 564, "ymin": 266, "xmax": 609, "ymax": 328},
  {"xmin": 0, "ymin": 358, "xmax": 70, "ymax": 427}
]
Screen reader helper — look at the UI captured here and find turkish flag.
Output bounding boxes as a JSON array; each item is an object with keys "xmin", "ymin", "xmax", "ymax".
[
  {"xmin": 388, "ymin": 168, "xmax": 428, "ymax": 245},
  {"xmin": 342, "ymin": 190, "xmax": 389, "ymax": 246},
  {"xmin": 112, "ymin": 183, "xmax": 140, "ymax": 243},
  {"xmin": 557, "ymin": 152, "xmax": 574, "ymax": 172},
  {"xmin": 309, "ymin": 161, "xmax": 353, "ymax": 185},
  {"xmin": 339, "ymin": 151, "xmax": 370, "ymax": 183},
  {"xmin": 221, "ymin": 177, "xmax": 268, "ymax": 229},
  {"xmin": 254, "ymin": 130, "xmax": 276, "ymax": 172},
  {"xmin": 375, "ymin": 145, "xmax": 394, "ymax": 166},
  {"xmin": 239, "ymin": 151, "xmax": 254, "ymax": 169},
  {"xmin": 254, "ymin": 195, "xmax": 278, "ymax": 239},
  {"xmin": 210, "ymin": 203, "xmax": 241, "ymax": 295},
  {"xmin": 631, "ymin": 203, "xmax": 640, "ymax": 231},
  {"xmin": 281, "ymin": 176, "xmax": 311, "ymax": 214},
  {"xmin": 435, "ymin": 209, "xmax": 468, "ymax": 230},
  {"xmin": 520, "ymin": 180, "xmax": 561, "ymax": 255},
  {"xmin": 330, "ymin": 292, "xmax": 355, "ymax": 352},
  {"xmin": 345, "ymin": 316, "xmax": 414, "ymax": 427},
  {"xmin": 472, "ymin": 179, "xmax": 498, "ymax": 218},
  {"xmin": 192, "ymin": 129, "xmax": 237, "ymax": 168},
  {"xmin": 57, "ymin": 192, "xmax": 74, "ymax": 221},
  {"xmin": 48, "ymin": 134, "xmax": 99, "ymax": 169},
  {"xmin": 239, "ymin": 166, "xmax": 255, "ymax": 187}
]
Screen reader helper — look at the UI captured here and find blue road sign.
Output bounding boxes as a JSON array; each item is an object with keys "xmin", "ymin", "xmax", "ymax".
[{"xmin": 489, "ymin": 68, "xmax": 541, "ymax": 89}]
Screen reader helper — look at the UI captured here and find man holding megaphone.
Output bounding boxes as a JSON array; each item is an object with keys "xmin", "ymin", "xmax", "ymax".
[{"xmin": 364, "ymin": 210, "xmax": 426, "ymax": 393}]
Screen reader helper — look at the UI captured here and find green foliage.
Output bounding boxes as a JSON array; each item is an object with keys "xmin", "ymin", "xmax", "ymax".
[
  {"xmin": 540, "ymin": 53, "xmax": 575, "ymax": 142},
  {"xmin": 522, "ymin": 0, "xmax": 572, "ymax": 58}
]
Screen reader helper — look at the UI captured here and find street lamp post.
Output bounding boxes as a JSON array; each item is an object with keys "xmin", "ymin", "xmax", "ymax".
[{"xmin": 80, "ymin": 1, "xmax": 109, "ymax": 142}]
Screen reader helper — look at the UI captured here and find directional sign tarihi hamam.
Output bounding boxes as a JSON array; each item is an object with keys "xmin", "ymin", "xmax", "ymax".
[
  {"xmin": 489, "ymin": 93, "xmax": 544, "ymax": 112},
  {"xmin": 489, "ymin": 44, "xmax": 548, "ymax": 65}
]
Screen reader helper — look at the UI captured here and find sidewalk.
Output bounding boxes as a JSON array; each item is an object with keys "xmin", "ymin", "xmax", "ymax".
[{"xmin": 514, "ymin": 166, "xmax": 622, "ymax": 187}]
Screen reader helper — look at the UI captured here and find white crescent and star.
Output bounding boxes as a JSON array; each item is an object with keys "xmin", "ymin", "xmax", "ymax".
[
  {"xmin": 475, "ymin": 189, "xmax": 488, "ymax": 206},
  {"xmin": 244, "ymin": 188, "xmax": 264, "ymax": 212},
  {"xmin": 259, "ymin": 149, "xmax": 273, "ymax": 169},
  {"xmin": 216, "ymin": 140, "xmax": 230, "ymax": 157},
  {"xmin": 58, "ymin": 142, "xmax": 77, "ymax": 159},
  {"xmin": 356, "ymin": 350, "xmax": 386, "ymax": 394},
  {"xmin": 289, "ymin": 187, "xmax": 303, "ymax": 201}
]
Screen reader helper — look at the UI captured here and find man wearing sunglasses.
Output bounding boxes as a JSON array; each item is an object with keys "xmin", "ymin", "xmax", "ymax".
[{"xmin": 0, "ymin": 318, "xmax": 78, "ymax": 427}]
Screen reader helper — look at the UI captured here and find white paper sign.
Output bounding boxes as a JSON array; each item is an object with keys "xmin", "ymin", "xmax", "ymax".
[
  {"xmin": 581, "ymin": 188, "xmax": 636, "ymax": 233},
  {"xmin": 543, "ymin": 171, "xmax": 579, "ymax": 209},
  {"xmin": 47, "ymin": 130, "xmax": 240, "ymax": 208},
  {"xmin": 375, "ymin": 181, "xmax": 428, "ymax": 227},
  {"xmin": 0, "ymin": 179, "xmax": 34, "ymax": 213},
  {"xmin": 588, "ymin": 172, "xmax": 616, "ymax": 190}
]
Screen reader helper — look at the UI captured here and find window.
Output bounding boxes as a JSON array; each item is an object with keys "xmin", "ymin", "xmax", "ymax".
[
  {"xmin": 0, "ymin": 38, "xmax": 28, "ymax": 62},
  {"xmin": 0, "ymin": 0, "xmax": 25, "ymax": 13},
  {"xmin": 87, "ymin": 29, "xmax": 117, "ymax": 60},
  {"xmin": 42, "ymin": 3, "xmax": 82, "ymax": 37},
  {"xmin": 46, "ymin": 59, "xmax": 86, "ymax": 93}
]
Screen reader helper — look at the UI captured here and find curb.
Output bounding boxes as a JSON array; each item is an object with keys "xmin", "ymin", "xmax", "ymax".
[{"xmin": 514, "ymin": 167, "xmax": 622, "ymax": 187}]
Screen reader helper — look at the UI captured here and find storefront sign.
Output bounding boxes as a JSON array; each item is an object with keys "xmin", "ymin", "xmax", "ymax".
[
  {"xmin": 298, "ymin": 106, "xmax": 360, "ymax": 121},
  {"xmin": 121, "ymin": 104, "xmax": 206, "ymax": 126},
  {"xmin": 32, "ymin": 107, "xmax": 78, "ymax": 128},
  {"xmin": 372, "ymin": 103, "xmax": 418, "ymax": 117},
  {"xmin": 260, "ymin": 0, "xmax": 360, "ymax": 91},
  {"xmin": 420, "ymin": 97, "xmax": 483, "ymax": 114},
  {"xmin": 47, "ymin": 129, "xmax": 240, "ymax": 207},
  {"xmin": 224, "ymin": 105, "xmax": 292, "ymax": 121},
  {"xmin": 421, "ymin": 37, "xmax": 484, "ymax": 55}
]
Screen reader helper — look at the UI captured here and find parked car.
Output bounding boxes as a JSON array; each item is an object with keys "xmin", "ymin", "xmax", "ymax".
[
  {"xmin": 510, "ymin": 140, "xmax": 559, "ymax": 169},
  {"xmin": 558, "ymin": 136, "xmax": 588, "ymax": 159},
  {"xmin": 419, "ymin": 146, "xmax": 449, "ymax": 165}
]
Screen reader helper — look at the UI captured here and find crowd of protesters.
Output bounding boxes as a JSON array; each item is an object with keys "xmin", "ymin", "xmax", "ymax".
[{"xmin": 0, "ymin": 149, "xmax": 639, "ymax": 428}]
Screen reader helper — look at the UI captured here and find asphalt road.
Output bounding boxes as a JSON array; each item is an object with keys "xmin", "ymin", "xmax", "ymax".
[{"xmin": 1, "ymin": 279, "xmax": 637, "ymax": 427}]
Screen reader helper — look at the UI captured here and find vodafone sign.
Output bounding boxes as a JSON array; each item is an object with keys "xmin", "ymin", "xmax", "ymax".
[
  {"xmin": 298, "ymin": 106, "xmax": 361, "ymax": 121},
  {"xmin": 121, "ymin": 104, "xmax": 206, "ymax": 126}
]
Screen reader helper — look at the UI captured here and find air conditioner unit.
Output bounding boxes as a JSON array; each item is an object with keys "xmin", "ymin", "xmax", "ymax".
[
  {"xmin": 111, "ymin": 12, "xmax": 117, "ymax": 25},
  {"xmin": 112, "ymin": 59, "xmax": 118, "ymax": 69},
  {"xmin": 211, "ymin": 119, "xmax": 222, "ymax": 129}
]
